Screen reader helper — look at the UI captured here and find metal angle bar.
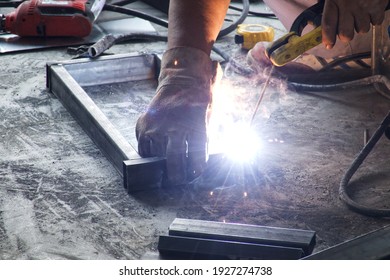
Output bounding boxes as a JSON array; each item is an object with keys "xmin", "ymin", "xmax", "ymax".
[
  {"xmin": 168, "ymin": 218, "xmax": 316, "ymax": 256},
  {"xmin": 158, "ymin": 235, "xmax": 304, "ymax": 260}
]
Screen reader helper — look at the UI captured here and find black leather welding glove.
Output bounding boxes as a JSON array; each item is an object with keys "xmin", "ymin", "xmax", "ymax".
[
  {"xmin": 136, "ymin": 47, "xmax": 220, "ymax": 186},
  {"xmin": 322, "ymin": 0, "xmax": 389, "ymax": 49}
]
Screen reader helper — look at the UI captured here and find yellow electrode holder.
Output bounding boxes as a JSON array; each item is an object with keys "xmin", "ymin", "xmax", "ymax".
[{"xmin": 235, "ymin": 24, "xmax": 275, "ymax": 50}]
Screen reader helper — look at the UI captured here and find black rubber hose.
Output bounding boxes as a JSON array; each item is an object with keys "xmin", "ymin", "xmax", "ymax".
[
  {"xmin": 0, "ymin": 0, "xmax": 22, "ymax": 8},
  {"xmin": 110, "ymin": 0, "xmax": 138, "ymax": 6},
  {"xmin": 218, "ymin": 0, "xmax": 250, "ymax": 38},
  {"xmin": 103, "ymin": 4, "xmax": 169, "ymax": 27},
  {"xmin": 229, "ymin": 4, "xmax": 276, "ymax": 19},
  {"xmin": 319, "ymin": 52, "xmax": 371, "ymax": 72},
  {"xmin": 289, "ymin": 75, "xmax": 390, "ymax": 93},
  {"xmin": 339, "ymin": 110, "xmax": 390, "ymax": 217}
]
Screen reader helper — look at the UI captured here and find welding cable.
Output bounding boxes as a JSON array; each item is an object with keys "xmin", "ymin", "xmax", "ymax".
[
  {"xmin": 229, "ymin": 4, "xmax": 277, "ymax": 19},
  {"xmin": 339, "ymin": 110, "xmax": 390, "ymax": 217},
  {"xmin": 289, "ymin": 74, "xmax": 390, "ymax": 99},
  {"xmin": 111, "ymin": 0, "xmax": 262, "ymax": 21},
  {"xmin": 0, "ymin": 0, "xmax": 22, "ymax": 8},
  {"xmin": 318, "ymin": 52, "xmax": 371, "ymax": 72},
  {"xmin": 110, "ymin": 0, "xmax": 139, "ymax": 6},
  {"xmin": 103, "ymin": 4, "xmax": 169, "ymax": 27},
  {"xmin": 218, "ymin": 0, "xmax": 250, "ymax": 39}
]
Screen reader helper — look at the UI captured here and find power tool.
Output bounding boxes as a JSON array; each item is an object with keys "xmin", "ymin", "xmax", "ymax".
[
  {"xmin": 266, "ymin": 1, "xmax": 390, "ymax": 66},
  {"xmin": 0, "ymin": 0, "xmax": 106, "ymax": 37}
]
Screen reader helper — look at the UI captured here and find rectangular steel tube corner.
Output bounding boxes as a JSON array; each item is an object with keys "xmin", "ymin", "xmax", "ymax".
[{"xmin": 123, "ymin": 157, "xmax": 165, "ymax": 192}]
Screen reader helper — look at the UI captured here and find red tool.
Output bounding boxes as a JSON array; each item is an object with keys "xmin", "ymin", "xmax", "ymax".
[{"xmin": 0, "ymin": 0, "xmax": 105, "ymax": 37}]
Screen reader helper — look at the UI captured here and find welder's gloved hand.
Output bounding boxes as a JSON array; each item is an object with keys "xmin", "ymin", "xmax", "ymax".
[
  {"xmin": 322, "ymin": 0, "xmax": 389, "ymax": 49},
  {"xmin": 136, "ymin": 47, "xmax": 220, "ymax": 186}
]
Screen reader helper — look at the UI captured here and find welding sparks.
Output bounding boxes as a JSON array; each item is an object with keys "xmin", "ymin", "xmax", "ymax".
[{"xmin": 268, "ymin": 138, "xmax": 284, "ymax": 143}]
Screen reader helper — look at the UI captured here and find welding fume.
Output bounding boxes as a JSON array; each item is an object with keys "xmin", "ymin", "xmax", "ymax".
[{"xmin": 135, "ymin": 0, "xmax": 390, "ymax": 187}]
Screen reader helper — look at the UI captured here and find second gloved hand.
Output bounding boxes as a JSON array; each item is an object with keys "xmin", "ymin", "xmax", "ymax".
[
  {"xmin": 322, "ymin": 0, "xmax": 389, "ymax": 49},
  {"xmin": 136, "ymin": 47, "xmax": 219, "ymax": 186}
]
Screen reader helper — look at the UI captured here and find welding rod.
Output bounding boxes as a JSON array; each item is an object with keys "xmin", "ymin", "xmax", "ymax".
[{"xmin": 250, "ymin": 65, "xmax": 274, "ymax": 125}]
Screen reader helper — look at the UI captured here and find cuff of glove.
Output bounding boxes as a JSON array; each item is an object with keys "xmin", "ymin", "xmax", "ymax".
[{"xmin": 158, "ymin": 47, "xmax": 218, "ymax": 90}]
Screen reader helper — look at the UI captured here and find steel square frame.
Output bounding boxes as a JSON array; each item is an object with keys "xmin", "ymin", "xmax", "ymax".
[{"xmin": 46, "ymin": 53, "xmax": 165, "ymax": 192}]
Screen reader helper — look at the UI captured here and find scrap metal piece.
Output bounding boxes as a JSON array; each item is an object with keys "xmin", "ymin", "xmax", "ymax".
[
  {"xmin": 46, "ymin": 53, "xmax": 164, "ymax": 192},
  {"xmin": 304, "ymin": 225, "xmax": 390, "ymax": 259},
  {"xmin": 167, "ymin": 218, "xmax": 316, "ymax": 257}
]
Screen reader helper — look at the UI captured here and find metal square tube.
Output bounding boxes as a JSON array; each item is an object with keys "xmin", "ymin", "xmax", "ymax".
[{"xmin": 46, "ymin": 53, "xmax": 164, "ymax": 192}]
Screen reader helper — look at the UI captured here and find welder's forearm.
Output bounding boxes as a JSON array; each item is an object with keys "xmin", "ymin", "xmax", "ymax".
[{"xmin": 167, "ymin": 0, "xmax": 230, "ymax": 55}]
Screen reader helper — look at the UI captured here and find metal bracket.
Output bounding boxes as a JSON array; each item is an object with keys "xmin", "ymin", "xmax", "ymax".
[{"xmin": 46, "ymin": 53, "xmax": 165, "ymax": 192}]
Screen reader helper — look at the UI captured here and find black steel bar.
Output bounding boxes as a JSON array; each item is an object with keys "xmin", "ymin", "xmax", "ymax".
[
  {"xmin": 158, "ymin": 235, "xmax": 304, "ymax": 260},
  {"xmin": 168, "ymin": 218, "xmax": 316, "ymax": 256},
  {"xmin": 123, "ymin": 157, "xmax": 164, "ymax": 192}
]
